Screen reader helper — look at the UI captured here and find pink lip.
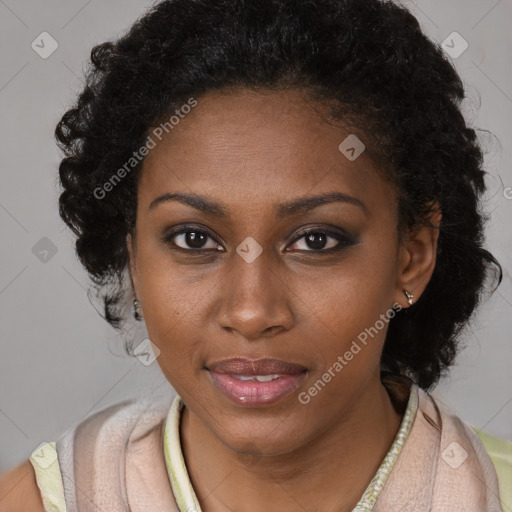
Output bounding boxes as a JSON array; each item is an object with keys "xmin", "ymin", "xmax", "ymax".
[{"xmin": 207, "ymin": 357, "xmax": 307, "ymax": 407}]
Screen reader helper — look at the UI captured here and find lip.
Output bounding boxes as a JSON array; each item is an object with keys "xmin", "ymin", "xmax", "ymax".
[
  {"xmin": 207, "ymin": 357, "xmax": 307, "ymax": 407},
  {"xmin": 208, "ymin": 357, "xmax": 307, "ymax": 376}
]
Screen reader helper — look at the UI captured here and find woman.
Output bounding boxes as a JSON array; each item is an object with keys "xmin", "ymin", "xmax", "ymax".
[{"xmin": 0, "ymin": 0, "xmax": 510, "ymax": 510}]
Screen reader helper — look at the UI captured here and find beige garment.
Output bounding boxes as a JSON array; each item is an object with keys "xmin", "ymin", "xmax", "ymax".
[
  {"xmin": 56, "ymin": 397, "xmax": 180, "ymax": 511},
  {"xmin": 375, "ymin": 376, "xmax": 503, "ymax": 511},
  {"xmin": 49, "ymin": 375, "xmax": 502, "ymax": 511}
]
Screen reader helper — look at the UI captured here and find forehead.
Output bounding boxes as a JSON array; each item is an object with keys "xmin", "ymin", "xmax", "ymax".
[{"xmin": 137, "ymin": 88, "xmax": 391, "ymax": 212}]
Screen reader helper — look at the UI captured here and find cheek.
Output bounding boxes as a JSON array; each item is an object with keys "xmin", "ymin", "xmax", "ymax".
[
  {"xmin": 295, "ymin": 244, "xmax": 397, "ymax": 333},
  {"xmin": 290, "ymin": 236, "xmax": 398, "ymax": 372},
  {"xmin": 136, "ymin": 238, "xmax": 207, "ymax": 321},
  {"xmin": 146, "ymin": 311, "xmax": 203, "ymax": 400},
  {"xmin": 134, "ymin": 249, "xmax": 207, "ymax": 373}
]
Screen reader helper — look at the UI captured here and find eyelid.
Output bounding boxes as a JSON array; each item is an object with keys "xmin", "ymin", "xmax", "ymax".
[
  {"xmin": 161, "ymin": 224, "xmax": 225, "ymax": 251},
  {"xmin": 286, "ymin": 226, "xmax": 356, "ymax": 251}
]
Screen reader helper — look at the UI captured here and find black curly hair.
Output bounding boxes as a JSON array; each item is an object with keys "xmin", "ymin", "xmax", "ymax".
[{"xmin": 55, "ymin": 0, "xmax": 502, "ymax": 390}]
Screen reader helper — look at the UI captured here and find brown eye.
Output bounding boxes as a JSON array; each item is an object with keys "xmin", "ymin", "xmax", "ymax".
[
  {"xmin": 287, "ymin": 228, "xmax": 356, "ymax": 252},
  {"xmin": 163, "ymin": 227, "xmax": 222, "ymax": 251}
]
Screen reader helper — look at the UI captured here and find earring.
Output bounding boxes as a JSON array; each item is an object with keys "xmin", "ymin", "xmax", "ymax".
[
  {"xmin": 403, "ymin": 289, "xmax": 414, "ymax": 306},
  {"xmin": 133, "ymin": 298, "xmax": 142, "ymax": 321}
]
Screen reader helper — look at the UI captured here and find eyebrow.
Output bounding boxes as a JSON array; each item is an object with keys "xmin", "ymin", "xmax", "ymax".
[{"xmin": 148, "ymin": 191, "xmax": 368, "ymax": 218}]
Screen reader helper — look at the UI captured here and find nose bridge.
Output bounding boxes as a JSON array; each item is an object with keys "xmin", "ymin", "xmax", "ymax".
[
  {"xmin": 217, "ymin": 246, "xmax": 292, "ymax": 338},
  {"xmin": 231, "ymin": 247, "xmax": 274, "ymax": 300}
]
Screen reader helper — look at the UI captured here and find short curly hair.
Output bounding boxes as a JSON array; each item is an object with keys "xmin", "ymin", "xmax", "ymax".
[{"xmin": 56, "ymin": 0, "xmax": 502, "ymax": 390}]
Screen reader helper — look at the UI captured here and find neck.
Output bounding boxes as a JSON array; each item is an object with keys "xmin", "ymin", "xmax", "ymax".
[{"xmin": 180, "ymin": 374, "xmax": 404, "ymax": 512}]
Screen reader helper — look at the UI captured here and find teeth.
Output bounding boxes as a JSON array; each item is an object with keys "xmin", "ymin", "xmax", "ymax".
[
  {"xmin": 255, "ymin": 374, "xmax": 280, "ymax": 382},
  {"xmin": 232, "ymin": 374, "xmax": 281, "ymax": 382}
]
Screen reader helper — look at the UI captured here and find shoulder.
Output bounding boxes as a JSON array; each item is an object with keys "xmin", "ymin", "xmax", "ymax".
[
  {"xmin": 68, "ymin": 395, "xmax": 172, "ymax": 449},
  {"xmin": 0, "ymin": 460, "xmax": 45, "ymax": 512},
  {"xmin": 425, "ymin": 389, "xmax": 509, "ymax": 511},
  {"xmin": 59, "ymin": 395, "xmax": 172, "ymax": 470},
  {"xmin": 471, "ymin": 427, "xmax": 512, "ymax": 510},
  {"xmin": 55, "ymin": 395, "xmax": 175, "ymax": 510},
  {"xmin": 431, "ymin": 390, "xmax": 511, "ymax": 472},
  {"xmin": 1, "ymin": 396, "xmax": 175, "ymax": 512}
]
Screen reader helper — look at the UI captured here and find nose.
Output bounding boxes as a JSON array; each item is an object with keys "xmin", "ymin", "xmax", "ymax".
[{"xmin": 216, "ymin": 250, "xmax": 294, "ymax": 341}]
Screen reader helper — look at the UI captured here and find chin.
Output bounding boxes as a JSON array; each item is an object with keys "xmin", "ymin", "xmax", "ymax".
[{"xmin": 214, "ymin": 416, "xmax": 308, "ymax": 458}]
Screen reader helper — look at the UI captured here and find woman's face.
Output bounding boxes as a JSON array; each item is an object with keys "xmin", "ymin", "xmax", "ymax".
[{"xmin": 127, "ymin": 88, "xmax": 420, "ymax": 455}]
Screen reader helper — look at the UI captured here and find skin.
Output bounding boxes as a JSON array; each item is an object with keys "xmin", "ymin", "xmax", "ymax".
[
  {"xmin": 126, "ymin": 88, "xmax": 440, "ymax": 512},
  {"xmin": 0, "ymin": 461, "xmax": 45, "ymax": 511}
]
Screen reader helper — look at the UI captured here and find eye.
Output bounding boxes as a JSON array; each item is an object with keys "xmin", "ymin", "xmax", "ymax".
[
  {"xmin": 163, "ymin": 226, "xmax": 223, "ymax": 251},
  {"xmin": 287, "ymin": 228, "xmax": 356, "ymax": 252}
]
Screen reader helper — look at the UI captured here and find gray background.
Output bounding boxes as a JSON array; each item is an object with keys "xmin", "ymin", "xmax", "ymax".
[{"xmin": 0, "ymin": 0, "xmax": 511, "ymax": 472}]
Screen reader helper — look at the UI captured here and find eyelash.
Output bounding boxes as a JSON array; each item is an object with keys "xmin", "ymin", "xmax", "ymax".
[{"xmin": 161, "ymin": 225, "xmax": 357, "ymax": 253}]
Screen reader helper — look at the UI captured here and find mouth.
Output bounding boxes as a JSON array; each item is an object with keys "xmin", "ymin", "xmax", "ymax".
[{"xmin": 206, "ymin": 357, "xmax": 307, "ymax": 407}]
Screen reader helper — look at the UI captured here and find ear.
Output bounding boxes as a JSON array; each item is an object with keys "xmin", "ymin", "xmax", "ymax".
[
  {"xmin": 394, "ymin": 202, "xmax": 442, "ymax": 308},
  {"xmin": 126, "ymin": 233, "xmax": 139, "ymax": 297}
]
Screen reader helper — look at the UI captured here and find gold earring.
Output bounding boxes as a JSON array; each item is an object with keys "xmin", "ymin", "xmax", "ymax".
[
  {"xmin": 133, "ymin": 299, "xmax": 142, "ymax": 320},
  {"xmin": 403, "ymin": 289, "xmax": 414, "ymax": 306}
]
